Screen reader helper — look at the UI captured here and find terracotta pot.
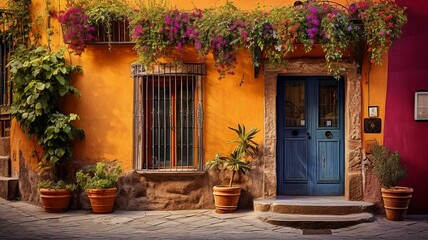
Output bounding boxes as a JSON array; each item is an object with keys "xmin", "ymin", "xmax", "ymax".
[
  {"xmin": 212, "ymin": 185, "xmax": 241, "ymax": 214},
  {"xmin": 87, "ymin": 188, "xmax": 117, "ymax": 214},
  {"xmin": 381, "ymin": 186, "xmax": 413, "ymax": 221},
  {"xmin": 39, "ymin": 188, "xmax": 72, "ymax": 213}
]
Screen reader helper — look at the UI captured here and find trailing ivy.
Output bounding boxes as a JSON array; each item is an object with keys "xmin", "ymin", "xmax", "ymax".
[
  {"xmin": 4, "ymin": 0, "xmax": 32, "ymax": 46},
  {"xmin": 9, "ymin": 46, "xmax": 84, "ymax": 180}
]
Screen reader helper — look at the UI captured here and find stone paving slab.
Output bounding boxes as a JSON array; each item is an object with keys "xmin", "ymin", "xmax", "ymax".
[{"xmin": 0, "ymin": 198, "xmax": 427, "ymax": 239}]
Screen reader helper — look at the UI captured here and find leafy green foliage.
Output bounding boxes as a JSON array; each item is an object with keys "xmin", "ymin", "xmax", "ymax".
[
  {"xmin": 206, "ymin": 124, "xmax": 259, "ymax": 187},
  {"xmin": 321, "ymin": 10, "xmax": 353, "ymax": 78},
  {"xmin": 41, "ymin": 113, "xmax": 84, "ymax": 165},
  {"xmin": 38, "ymin": 179, "xmax": 77, "ymax": 191},
  {"xmin": 61, "ymin": 1, "xmax": 406, "ymax": 79},
  {"xmin": 129, "ymin": 1, "xmax": 170, "ymax": 66},
  {"xmin": 194, "ymin": 2, "xmax": 247, "ymax": 78},
  {"xmin": 9, "ymin": 46, "xmax": 81, "ymax": 137},
  {"xmin": 9, "ymin": 45, "xmax": 84, "ymax": 181},
  {"xmin": 83, "ymin": 0, "xmax": 132, "ymax": 48},
  {"xmin": 61, "ymin": 0, "xmax": 132, "ymax": 54},
  {"xmin": 76, "ymin": 162, "xmax": 122, "ymax": 190},
  {"xmin": 363, "ymin": 0, "xmax": 407, "ymax": 65},
  {"xmin": 370, "ymin": 145, "xmax": 406, "ymax": 188},
  {"xmin": 5, "ymin": 0, "xmax": 32, "ymax": 46}
]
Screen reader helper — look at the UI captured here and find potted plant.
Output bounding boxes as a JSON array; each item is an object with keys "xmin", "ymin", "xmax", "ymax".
[
  {"xmin": 9, "ymin": 46, "xmax": 84, "ymax": 212},
  {"xmin": 206, "ymin": 124, "xmax": 259, "ymax": 213},
  {"xmin": 370, "ymin": 144, "xmax": 413, "ymax": 221},
  {"xmin": 76, "ymin": 161, "xmax": 122, "ymax": 214},
  {"xmin": 38, "ymin": 180, "xmax": 76, "ymax": 213}
]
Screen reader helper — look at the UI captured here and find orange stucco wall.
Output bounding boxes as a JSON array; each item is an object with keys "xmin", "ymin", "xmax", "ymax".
[{"xmin": 10, "ymin": 0, "xmax": 388, "ymax": 175}]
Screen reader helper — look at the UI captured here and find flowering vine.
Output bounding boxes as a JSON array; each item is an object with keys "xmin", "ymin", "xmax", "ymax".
[
  {"xmin": 59, "ymin": 0, "xmax": 407, "ymax": 79},
  {"xmin": 194, "ymin": 2, "xmax": 248, "ymax": 79},
  {"xmin": 362, "ymin": 0, "xmax": 407, "ymax": 64},
  {"xmin": 59, "ymin": 7, "xmax": 95, "ymax": 56}
]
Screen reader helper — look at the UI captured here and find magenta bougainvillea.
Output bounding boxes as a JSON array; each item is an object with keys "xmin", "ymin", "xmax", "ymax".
[
  {"xmin": 163, "ymin": 9, "xmax": 202, "ymax": 52},
  {"xmin": 59, "ymin": 7, "xmax": 95, "ymax": 56},
  {"xmin": 59, "ymin": 0, "xmax": 407, "ymax": 78}
]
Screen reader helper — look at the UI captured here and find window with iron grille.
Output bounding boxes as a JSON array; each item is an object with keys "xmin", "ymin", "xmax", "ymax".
[
  {"xmin": 0, "ymin": 10, "xmax": 13, "ymax": 137},
  {"xmin": 91, "ymin": 20, "xmax": 132, "ymax": 44},
  {"xmin": 132, "ymin": 63, "xmax": 205, "ymax": 172}
]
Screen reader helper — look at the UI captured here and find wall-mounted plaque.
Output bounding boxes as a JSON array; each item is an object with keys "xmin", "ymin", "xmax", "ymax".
[
  {"xmin": 415, "ymin": 91, "xmax": 428, "ymax": 121},
  {"xmin": 364, "ymin": 118, "xmax": 381, "ymax": 133}
]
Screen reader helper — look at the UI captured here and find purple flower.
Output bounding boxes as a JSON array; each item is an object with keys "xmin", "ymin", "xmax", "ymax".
[
  {"xmin": 165, "ymin": 15, "xmax": 172, "ymax": 25},
  {"xmin": 349, "ymin": 4, "xmax": 358, "ymax": 15},
  {"xmin": 134, "ymin": 25, "xmax": 145, "ymax": 37},
  {"xmin": 307, "ymin": 27, "xmax": 318, "ymax": 38},
  {"xmin": 309, "ymin": 7, "xmax": 318, "ymax": 15},
  {"xmin": 310, "ymin": 19, "xmax": 319, "ymax": 26}
]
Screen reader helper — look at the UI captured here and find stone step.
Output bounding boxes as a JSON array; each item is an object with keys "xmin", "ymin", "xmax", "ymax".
[
  {"xmin": 0, "ymin": 176, "xmax": 19, "ymax": 200},
  {"xmin": 0, "ymin": 137, "xmax": 10, "ymax": 156},
  {"xmin": 257, "ymin": 212, "xmax": 374, "ymax": 229},
  {"xmin": 254, "ymin": 196, "xmax": 374, "ymax": 215},
  {"xmin": 0, "ymin": 156, "xmax": 11, "ymax": 177}
]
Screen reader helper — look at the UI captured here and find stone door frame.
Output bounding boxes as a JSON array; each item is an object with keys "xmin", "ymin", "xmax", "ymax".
[{"xmin": 262, "ymin": 59, "xmax": 363, "ymax": 201}]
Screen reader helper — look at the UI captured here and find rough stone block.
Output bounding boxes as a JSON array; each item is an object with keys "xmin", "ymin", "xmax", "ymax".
[
  {"xmin": 0, "ymin": 137, "xmax": 10, "ymax": 156},
  {"xmin": 0, "ymin": 176, "xmax": 19, "ymax": 200},
  {"xmin": 0, "ymin": 156, "xmax": 11, "ymax": 177},
  {"xmin": 346, "ymin": 173, "xmax": 363, "ymax": 201}
]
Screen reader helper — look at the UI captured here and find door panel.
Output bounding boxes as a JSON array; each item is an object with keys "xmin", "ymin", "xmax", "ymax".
[
  {"xmin": 284, "ymin": 139, "xmax": 307, "ymax": 181},
  {"xmin": 277, "ymin": 76, "xmax": 344, "ymax": 196},
  {"xmin": 317, "ymin": 140, "xmax": 340, "ymax": 182}
]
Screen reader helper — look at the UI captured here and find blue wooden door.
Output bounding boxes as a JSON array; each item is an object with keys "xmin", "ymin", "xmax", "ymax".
[{"xmin": 277, "ymin": 76, "xmax": 344, "ymax": 195}]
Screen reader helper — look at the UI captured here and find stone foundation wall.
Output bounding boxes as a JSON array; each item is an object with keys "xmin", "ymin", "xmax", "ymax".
[
  {"xmin": 16, "ymin": 152, "xmax": 264, "ymax": 210},
  {"xmin": 114, "ymin": 154, "xmax": 264, "ymax": 210},
  {"xmin": 18, "ymin": 151, "xmax": 41, "ymax": 204}
]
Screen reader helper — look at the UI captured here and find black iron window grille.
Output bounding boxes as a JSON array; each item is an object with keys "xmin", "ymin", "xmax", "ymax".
[
  {"xmin": 0, "ymin": 9, "xmax": 13, "ymax": 137},
  {"xmin": 132, "ymin": 63, "xmax": 205, "ymax": 172},
  {"xmin": 91, "ymin": 19, "xmax": 132, "ymax": 44}
]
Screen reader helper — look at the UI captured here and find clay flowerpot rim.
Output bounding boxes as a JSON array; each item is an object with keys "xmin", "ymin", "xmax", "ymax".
[
  {"xmin": 40, "ymin": 188, "xmax": 72, "ymax": 193},
  {"xmin": 213, "ymin": 185, "xmax": 242, "ymax": 189},
  {"xmin": 381, "ymin": 186, "xmax": 414, "ymax": 193},
  {"xmin": 86, "ymin": 188, "xmax": 117, "ymax": 192}
]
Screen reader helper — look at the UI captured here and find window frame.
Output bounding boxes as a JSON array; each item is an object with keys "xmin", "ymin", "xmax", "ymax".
[{"xmin": 132, "ymin": 63, "xmax": 205, "ymax": 172}]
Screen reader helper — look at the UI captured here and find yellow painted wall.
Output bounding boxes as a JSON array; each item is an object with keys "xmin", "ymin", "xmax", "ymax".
[
  {"xmin": 361, "ymin": 54, "xmax": 388, "ymax": 148},
  {"xmin": 11, "ymin": 0, "xmax": 388, "ymax": 175}
]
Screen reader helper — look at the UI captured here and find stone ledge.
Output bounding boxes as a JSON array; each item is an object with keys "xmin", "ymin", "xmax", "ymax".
[
  {"xmin": 0, "ymin": 176, "xmax": 19, "ymax": 200},
  {"xmin": 254, "ymin": 196, "xmax": 374, "ymax": 215},
  {"xmin": 136, "ymin": 170, "xmax": 206, "ymax": 177},
  {"xmin": 257, "ymin": 212, "xmax": 374, "ymax": 229}
]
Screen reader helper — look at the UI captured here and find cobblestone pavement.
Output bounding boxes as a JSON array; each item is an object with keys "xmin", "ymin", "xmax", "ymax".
[{"xmin": 0, "ymin": 198, "xmax": 427, "ymax": 240}]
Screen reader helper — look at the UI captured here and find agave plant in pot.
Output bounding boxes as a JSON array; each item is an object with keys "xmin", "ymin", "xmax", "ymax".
[
  {"xmin": 370, "ymin": 144, "xmax": 413, "ymax": 221},
  {"xmin": 206, "ymin": 124, "xmax": 259, "ymax": 213},
  {"xmin": 76, "ymin": 161, "xmax": 122, "ymax": 214}
]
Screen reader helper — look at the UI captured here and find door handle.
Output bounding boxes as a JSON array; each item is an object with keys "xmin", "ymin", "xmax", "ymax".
[{"xmin": 307, "ymin": 132, "xmax": 311, "ymax": 140}]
